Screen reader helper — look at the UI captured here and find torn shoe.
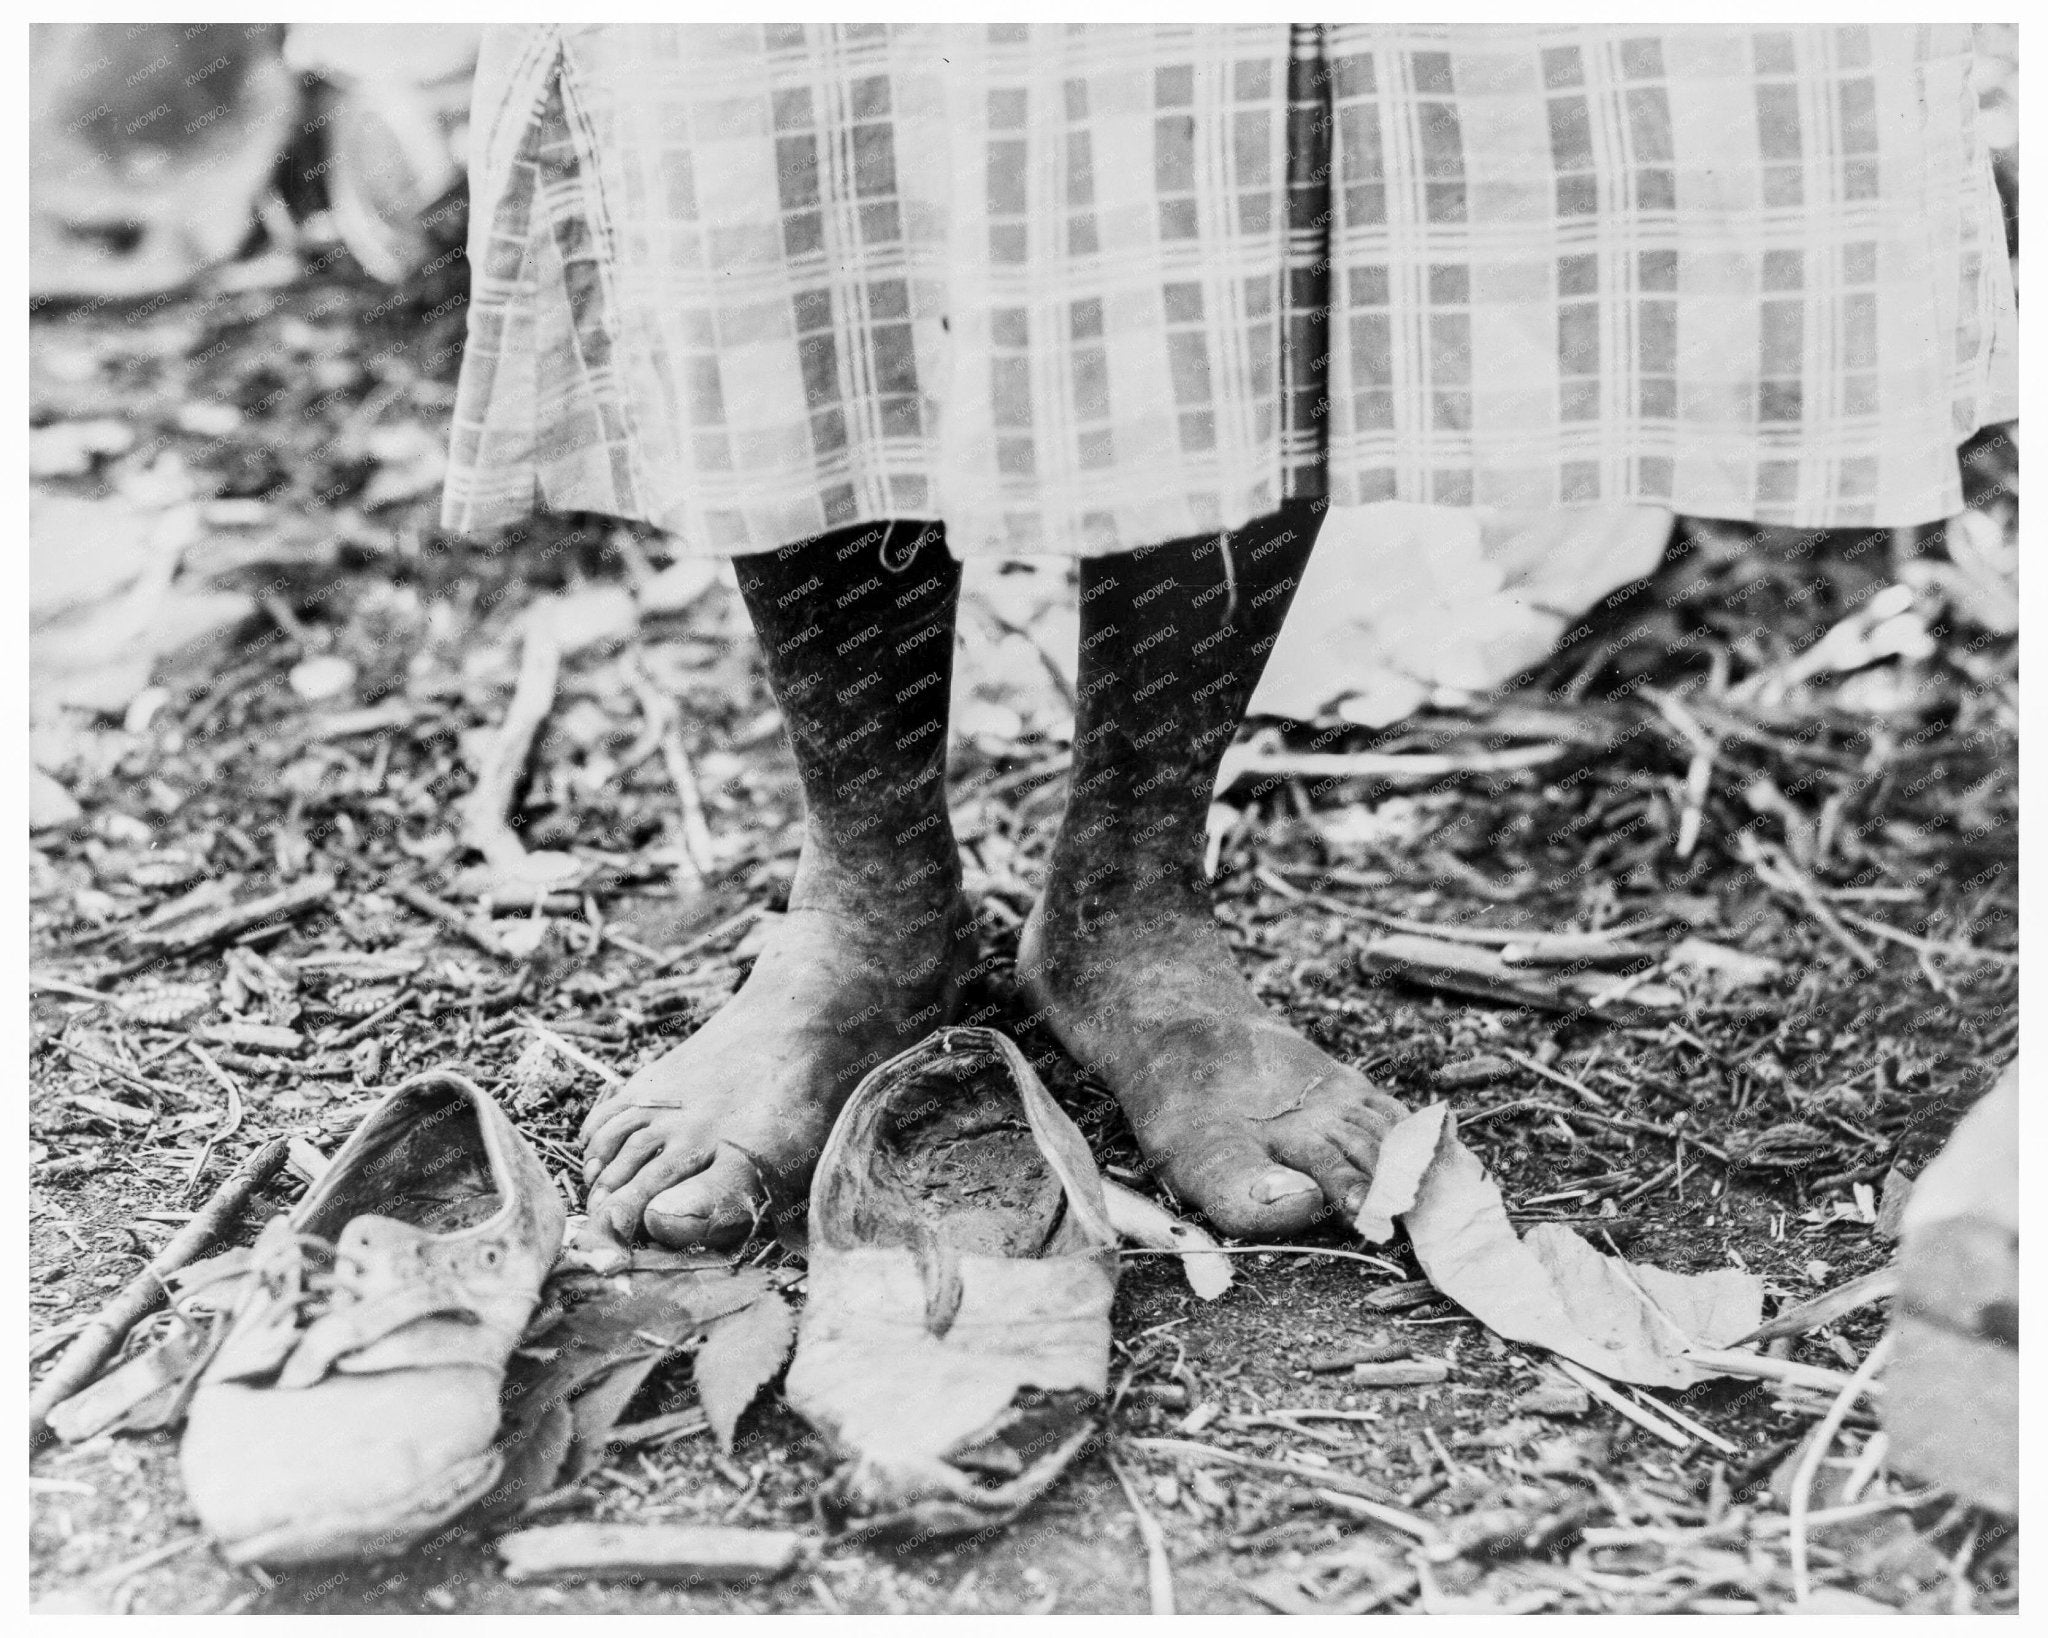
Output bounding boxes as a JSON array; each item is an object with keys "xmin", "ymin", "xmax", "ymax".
[
  {"xmin": 178, "ymin": 1070, "xmax": 566, "ymax": 1565},
  {"xmin": 784, "ymin": 1026, "xmax": 1118, "ymax": 1540}
]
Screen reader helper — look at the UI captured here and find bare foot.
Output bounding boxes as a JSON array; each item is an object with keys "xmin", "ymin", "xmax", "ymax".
[
  {"xmin": 583, "ymin": 861, "xmax": 976, "ymax": 1248},
  {"xmin": 1018, "ymin": 884, "xmax": 1405, "ymax": 1239}
]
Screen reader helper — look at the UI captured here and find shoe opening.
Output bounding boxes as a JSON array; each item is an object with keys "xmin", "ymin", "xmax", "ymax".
[
  {"xmin": 849, "ymin": 1038, "xmax": 1066, "ymax": 1259},
  {"xmin": 303, "ymin": 1078, "xmax": 503, "ymax": 1237}
]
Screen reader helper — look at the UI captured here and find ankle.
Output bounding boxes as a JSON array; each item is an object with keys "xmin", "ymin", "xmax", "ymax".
[{"xmin": 791, "ymin": 825, "xmax": 963, "ymax": 920}]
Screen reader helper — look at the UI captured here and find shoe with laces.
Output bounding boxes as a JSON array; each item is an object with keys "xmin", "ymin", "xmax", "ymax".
[{"xmin": 177, "ymin": 1070, "xmax": 565, "ymax": 1565}]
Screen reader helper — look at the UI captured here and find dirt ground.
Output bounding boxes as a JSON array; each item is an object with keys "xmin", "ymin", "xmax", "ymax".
[{"xmin": 28, "ymin": 246, "xmax": 2019, "ymax": 1613}]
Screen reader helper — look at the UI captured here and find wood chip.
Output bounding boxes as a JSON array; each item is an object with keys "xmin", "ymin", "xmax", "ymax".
[
  {"xmin": 1362, "ymin": 1279, "xmax": 1439, "ymax": 1313},
  {"xmin": 1307, "ymin": 1337, "xmax": 1410, "ymax": 1372},
  {"xmin": 1351, "ymin": 1358, "xmax": 1450, "ymax": 1388},
  {"xmin": 495, "ymin": 1523, "xmax": 801, "ymax": 1585}
]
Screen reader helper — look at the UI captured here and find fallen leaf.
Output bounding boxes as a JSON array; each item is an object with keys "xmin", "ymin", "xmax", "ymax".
[
  {"xmin": 694, "ymin": 1288, "xmax": 795, "ymax": 1454},
  {"xmin": 1355, "ymin": 1105, "xmax": 1762, "ymax": 1387},
  {"xmin": 1101, "ymin": 1178, "xmax": 1233, "ymax": 1299},
  {"xmin": 490, "ymin": 1256, "xmax": 781, "ymax": 1513},
  {"xmin": 1352, "ymin": 1102, "xmax": 1447, "ymax": 1242}
]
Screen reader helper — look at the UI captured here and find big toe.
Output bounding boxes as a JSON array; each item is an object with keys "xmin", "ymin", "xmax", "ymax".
[
  {"xmin": 1156, "ymin": 1125, "xmax": 1325, "ymax": 1239},
  {"xmin": 643, "ymin": 1145, "xmax": 771, "ymax": 1249}
]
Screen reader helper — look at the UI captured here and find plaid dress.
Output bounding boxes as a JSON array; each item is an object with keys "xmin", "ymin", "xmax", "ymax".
[{"xmin": 440, "ymin": 23, "xmax": 2015, "ymax": 557}]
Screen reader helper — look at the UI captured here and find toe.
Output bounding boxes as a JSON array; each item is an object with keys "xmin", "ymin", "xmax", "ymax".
[
  {"xmin": 643, "ymin": 1146, "xmax": 768, "ymax": 1249},
  {"xmin": 1158, "ymin": 1120, "xmax": 1324, "ymax": 1239},
  {"xmin": 1267, "ymin": 1128, "xmax": 1374, "ymax": 1224},
  {"xmin": 587, "ymin": 1143, "xmax": 718, "ymax": 1243},
  {"xmin": 589, "ymin": 1126, "xmax": 670, "ymax": 1192},
  {"xmin": 579, "ymin": 1099, "xmax": 646, "ymax": 1160}
]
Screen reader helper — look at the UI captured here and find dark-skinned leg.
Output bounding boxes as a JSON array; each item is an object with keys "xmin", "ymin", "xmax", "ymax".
[
  {"xmin": 1018, "ymin": 498, "xmax": 1406, "ymax": 1237},
  {"xmin": 583, "ymin": 520, "xmax": 975, "ymax": 1246}
]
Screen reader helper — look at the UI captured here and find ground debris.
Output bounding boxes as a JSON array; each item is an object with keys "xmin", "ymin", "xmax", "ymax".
[{"xmin": 496, "ymin": 1522, "xmax": 801, "ymax": 1584}]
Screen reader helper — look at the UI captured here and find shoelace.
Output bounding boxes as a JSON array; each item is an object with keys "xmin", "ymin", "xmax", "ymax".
[{"xmin": 249, "ymin": 1229, "xmax": 373, "ymax": 1327}]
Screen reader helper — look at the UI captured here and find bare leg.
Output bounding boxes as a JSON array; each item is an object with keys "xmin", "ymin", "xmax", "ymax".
[
  {"xmin": 583, "ymin": 522, "xmax": 974, "ymax": 1246},
  {"xmin": 1019, "ymin": 500, "xmax": 1406, "ymax": 1237}
]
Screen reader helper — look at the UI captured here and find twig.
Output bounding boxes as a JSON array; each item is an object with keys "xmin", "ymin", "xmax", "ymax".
[
  {"xmin": 30, "ymin": 1136, "xmax": 289, "ymax": 1444},
  {"xmin": 1107, "ymin": 1452, "xmax": 1175, "ymax": 1615},
  {"xmin": 1735, "ymin": 834, "xmax": 1877, "ymax": 970},
  {"xmin": 521, "ymin": 1018, "xmax": 625, "ymax": 1087},
  {"xmin": 1833, "ymin": 910, "xmax": 2017, "ymax": 968},
  {"xmin": 1131, "ymin": 1436, "xmax": 1406, "ymax": 1508},
  {"xmin": 1788, "ymin": 1333, "xmax": 1892, "ymax": 1605},
  {"xmin": 182, "ymin": 1043, "xmax": 247, "ymax": 1196},
  {"xmin": 394, "ymin": 883, "xmax": 518, "ymax": 961},
  {"xmin": 1116, "ymin": 1243, "xmax": 1402, "ymax": 1273},
  {"xmin": 1732, "ymin": 1266, "xmax": 1897, "ymax": 1347},
  {"xmin": 327, "ymin": 989, "xmax": 413, "ymax": 1049},
  {"xmin": 1527, "ymin": 1101, "xmax": 1733, "ymax": 1166},
  {"xmin": 460, "ymin": 607, "xmax": 562, "ymax": 877},
  {"xmin": 1496, "ymin": 1047, "xmax": 1612, "ymax": 1109},
  {"xmin": 1217, "ymin": 742, "xmax": 1565, "ymax": 791},
  {"xmin": 128, "ymin": 874, "xmax": 335, "ymax": 957},
  {"xmin": 42, "ymin": 1037, "xmax": 181, "ymax": 1103},
  {"xmin": 1307, "ymin": 1487, "xmax": 1443, "ymax": 1544},
  {"xmin": 1683, "ymin": 1347, "xmax": 1876, "ymax": 1397},
  {"xmin": 1627, "ymin": 1387, "xmax": 1738, "ymax": 1456},
  {"xmin": 1547, "ymin": 1357, "xmax": 1693, "ymax": 1450},
  {"xmin": 659, "ymin": 725, "xmax": 717, "ymax": 882},
  {"xmin": 30, "ymin": 972, "xmax": 112, "ymax": 1003}
]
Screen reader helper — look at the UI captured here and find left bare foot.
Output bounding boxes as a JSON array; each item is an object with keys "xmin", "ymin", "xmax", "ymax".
[{"xmin": 1017, "ymin": 879, "xmax": 1405, "ymax": 1239}]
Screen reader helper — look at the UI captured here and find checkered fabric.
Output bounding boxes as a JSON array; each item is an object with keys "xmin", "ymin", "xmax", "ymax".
[{"xmin": 441, "ymin": 23, "xmax": 2016, "ymax": 556}]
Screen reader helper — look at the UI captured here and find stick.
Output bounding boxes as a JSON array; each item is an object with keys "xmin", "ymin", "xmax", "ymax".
[
  {"xmin": 394, "ymin": 882, "xmax": 517, "ymax": 960},
  {"xmin": 1732, "ymin": 1266, "xmax": 1897, "ymax": 1347},
  {"xmin": 1131, "ymin": 1436, "xmax": 1407, "ymax": 1509},
  {"xmin": 461, "ymin": 609, "xmax": 562, "ymax": 876},
  {"xmin": 1682, "ymin": 1347, "xmax": 1876, "ymax": 1397},
  {"xmin": 129, "ymin": 874, "xmax": 335, "ymax": 956},
  {"xmin": 1496, "ymin": 1047, "xmax": 1612, "ymax": 1109},
  {"xmin": 1547, "ymin": 1358, "xmax": 1693, "ymax": 1450},
  {"xmin": 30, "ymin": 1136, "xmax": 289, "ymax": 1444},
  {"xmin": 659, "ymin": 725, "xmax": 717, "ymax": 881},
  {"xmin": 1217, "ymin": 742, "xmax": 1565, "ymax": 791},
  {"xmin": 1735, "ymin": 834, "xmax": 1877, "ymax": 971},
  {"xmin": 1107, "ymin": 1452, "xmax": 1175, "ymax": 1615},
  {"xmin": 1789, "ymin": 1334, "xmax": 1893, "ymax": 1605},
  {"xmin": 1834, "ymin": 909, "xmax": 2018, "ymax": 968}
]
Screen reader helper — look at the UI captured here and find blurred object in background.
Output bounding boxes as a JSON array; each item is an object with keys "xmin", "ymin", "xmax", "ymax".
[
  {"xmin": 1882, "ymin": 1064, "xmax": 2018, "ymax": 1516},
  {"xmin": 1250, "ymin": 505, "xmax": 1674, "ymax": 728},
  {"xmin": 286, "ymin": 25, "xmax": 479, "ymax": 283},
  {"xmin": 29, "ymin": 22, "xmax": 479, "ymax": 301},
  {"xmin": 30, "ymin": 24, "xmax": 296, "ymax": 301}
]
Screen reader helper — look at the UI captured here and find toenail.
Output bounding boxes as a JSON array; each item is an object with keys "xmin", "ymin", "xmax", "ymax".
[{"xmin": 1252, "ymin": 1170, "xmax": 1318, "ymax": 1204}]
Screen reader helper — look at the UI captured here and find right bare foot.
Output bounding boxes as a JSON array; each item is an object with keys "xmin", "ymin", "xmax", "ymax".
[{"xmin": 582, "ymin": 858, "xmax": 977, "ymax": 1248}]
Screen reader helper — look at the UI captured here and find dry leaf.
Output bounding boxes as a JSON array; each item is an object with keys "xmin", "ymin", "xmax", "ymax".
[
  {"xmin": 694, "ymin": 1288, "xmax": 795, "ymax": 1454},
  {"xmin": 1101, "ymin": 1178, "xmax": 1233, "ymax": 1299},
  {"xmin": 1355, "ymin": 1104, "xmax": 1762, "ymax": 1387}
]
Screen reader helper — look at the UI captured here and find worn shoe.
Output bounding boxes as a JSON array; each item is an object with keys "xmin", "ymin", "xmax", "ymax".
[
  {"xmin": 178, "ymin": 1070, "xmax": 565, "ymax": 1565},
  {"xmin": 1883, "ymin": 1065, "xmax": 2018, "ymax": 1515},
  {"xmin": 784, "ymin": 1026, "xmax": 1119, "ymax": 1540}
]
